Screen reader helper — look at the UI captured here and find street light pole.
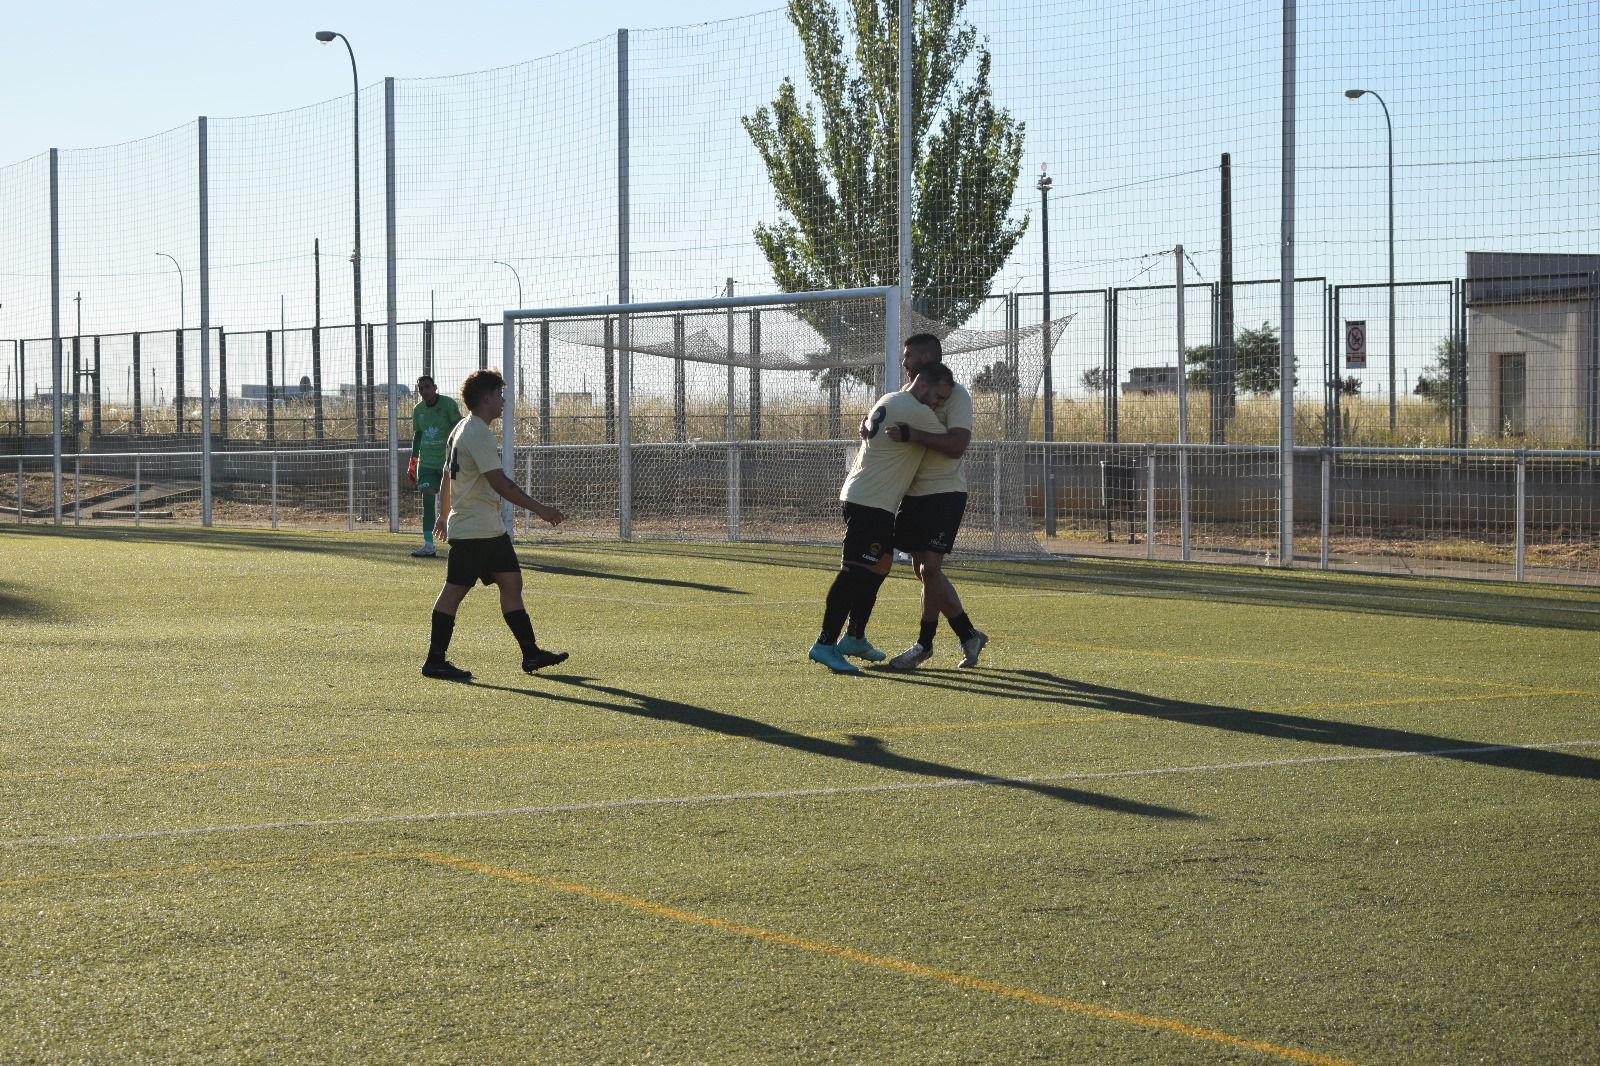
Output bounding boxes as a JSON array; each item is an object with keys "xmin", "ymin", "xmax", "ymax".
[
  {"xmin": 1345, "ymin": 88, "xmax": 1395, "ymax": 432},
  {"xmin": 317, "ymin": 30, "xmax": 364, "ymax": 441},
  {"xmin": 155, "ymin": 252, "xmax": 185, "ymax": 331},
  {"xmin": 493, "ymin": 260, "xmax": 524, "ymax": 400},
  {"xmin": 1037, "ymin": 166, "xmax": 1056, "ymax": 538}
]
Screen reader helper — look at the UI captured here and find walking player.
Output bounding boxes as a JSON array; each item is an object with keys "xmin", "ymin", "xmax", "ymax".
[{"xmin": 422, "ymin": 369, "xmax": 568, "ymax": 681}]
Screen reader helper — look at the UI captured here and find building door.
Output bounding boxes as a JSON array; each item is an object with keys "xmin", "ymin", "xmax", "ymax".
[{"xmin": 1497, "ymin": 352, "xmax": 1526, "ymax": 436}]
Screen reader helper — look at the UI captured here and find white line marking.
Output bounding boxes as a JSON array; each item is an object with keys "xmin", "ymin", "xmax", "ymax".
[{"xmin": 3, "ymin": 739, "xmax": 1594, "ymax": 852}]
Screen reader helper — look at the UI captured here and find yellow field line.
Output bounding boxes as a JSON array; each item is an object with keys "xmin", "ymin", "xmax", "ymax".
[
  {"xmin": 420, "ymin": 852, "xmax": 1360, "ymax": 1066},
  {"xmin": 0, "ymin": 848, "xmax": 1359, "ymax": 1062},
  {"xmin": 997, "ymin": 634, "xmax": 1598, "ymax": 696}
]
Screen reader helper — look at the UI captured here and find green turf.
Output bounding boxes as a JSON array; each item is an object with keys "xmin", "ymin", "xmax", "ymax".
[{"xmin": 1, "ymin": 525, "xmax": 1596, "ymax": 1064}]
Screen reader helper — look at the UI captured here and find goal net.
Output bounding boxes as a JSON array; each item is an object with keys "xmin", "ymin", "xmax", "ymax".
[{"xmin": 500, "ymin": 288, "xmax": 1071, "ymax": 558}]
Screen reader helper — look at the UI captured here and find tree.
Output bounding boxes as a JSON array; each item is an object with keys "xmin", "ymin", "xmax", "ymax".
[
  {"xmin": 970, "ymin": 359, "xmax": 1019, "ymax": 393},
  {"xmin": 1185, "ymin": 322, "xmax": 1284, "ymax": 395},
  {"xmin": 1080, "ymin": 365, "xmax": 1108, "ymax": 394},
  {"xmin": 1414, "ymin": 335, "xmax": 1462, "ymax": 406},
  {"xmin": 743, "ymin": 0, "xmax": 1027, "ymax": 337}
]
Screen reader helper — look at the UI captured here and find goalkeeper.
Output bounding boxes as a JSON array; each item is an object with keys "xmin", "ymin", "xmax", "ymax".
[{"xmin": 407, "ymin": 374, "xmax": 462, "ymax": 557}]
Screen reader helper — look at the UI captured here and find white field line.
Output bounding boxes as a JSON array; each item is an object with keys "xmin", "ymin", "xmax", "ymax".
[{"xmin": 3, "ymin": 739, "xmax": 1595, "ymax": 852}]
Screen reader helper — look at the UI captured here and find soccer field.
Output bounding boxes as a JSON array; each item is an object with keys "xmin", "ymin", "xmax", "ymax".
[{"xmin": 1, "ymin": 526, "xmax": 1596, "ymax": 1064}]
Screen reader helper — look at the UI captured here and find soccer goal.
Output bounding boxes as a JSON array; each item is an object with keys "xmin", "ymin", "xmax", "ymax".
[{"xmin": 499, "ymin": 287, "xmax": 1069, "ymax": 559}]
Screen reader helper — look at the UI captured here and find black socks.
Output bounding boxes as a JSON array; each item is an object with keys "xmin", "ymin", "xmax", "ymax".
[
  {"xmin": 427, "ymin": 610, "xmax": 456, "ymax": 662},
  {"xmin": 503, "ymin": 608, "xmax": 538, "ymax": 657},
  {"xmin": 918, "ymin": 618, "xmax": 938, "ymax": 650},
  {"xmin": 949, "ymin": 612, "xmax": 977, "ymax": 643},
  {"xmin": 845, "ymin": 570, "xmax": 887, "ymax": 639}
]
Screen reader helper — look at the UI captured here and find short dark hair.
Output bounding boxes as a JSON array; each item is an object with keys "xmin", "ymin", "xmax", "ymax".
[
  {"xmin": 914, "ymin": 362, "xmax": 954, "ymax": 388},
  {"xmin": 415, "ymin": 374, "xmax": 436, "ymax": 390},
  {"xmin": 904, "ymin": 333, "xmax": 943, "ymax": 363},
  {"xmin": 460, "ymin": 369, "xmax": 505, "ymax": 412}
]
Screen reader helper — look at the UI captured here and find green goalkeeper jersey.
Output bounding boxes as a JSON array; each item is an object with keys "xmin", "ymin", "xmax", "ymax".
[{"xmin": 410, "ymin": 395, "xmax": 462, "ymax": 468}]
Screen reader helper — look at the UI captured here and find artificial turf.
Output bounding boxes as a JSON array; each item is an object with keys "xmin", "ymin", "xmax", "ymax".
[{"xmin": 1, "ymin": 525, "xmax": 1596, "ymax": 1063}]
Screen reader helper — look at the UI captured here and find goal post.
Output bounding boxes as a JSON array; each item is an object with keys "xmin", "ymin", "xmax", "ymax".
[
  {"xmin": 499, "ymin": 286, "xmax": 1066, "ymax": 557},
  {"xmin": 502, "ymin": 287, "xmax": 899, "ymax": 540}
]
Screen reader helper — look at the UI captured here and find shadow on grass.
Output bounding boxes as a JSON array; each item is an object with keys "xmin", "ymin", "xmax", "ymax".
[
  {"xmin": 0, "ymin": 579, "xmax": 69, "ymax": 623},
  {"xmin": 4, "ymin": 525, "xmax": 750, "ymax": 595},
  {"xmin": 868, "ymin": 667, "xmax": 1600, "ymax": 781},
  {"xmin": 467, "ymin": 673, "xmax": 1198, "ymax": 821},
  {"xmin": 521, "ymin": 558, "xmax": 744, "ymax": 595},
  {"xmin": 559, "ymin": 541, "xmax": 1600, "ymax": 632}
]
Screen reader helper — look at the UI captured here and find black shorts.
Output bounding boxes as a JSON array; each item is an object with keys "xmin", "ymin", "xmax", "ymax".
[
  {"xmin": 840, "ymin": 502, "xmax": 896, "ymax": 568},
  {"xmin": 445, "ymin": 533, "xmax": 521, "ymax": 587},
  {"xmin": 895, "ymin": 491, "xmax": 968, "ymax": 555}
]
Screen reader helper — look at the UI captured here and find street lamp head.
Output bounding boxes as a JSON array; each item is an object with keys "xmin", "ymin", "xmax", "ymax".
[
  {"xmin": 1344, "ymin": 89, "xmax": 1367, "ymax": 100},
  {"xmin": 315, "ymin": 30, "xmax": 338, "ymax": 42},
  {"xmin": 1036, "ymin": 165, "xmax": 1053, "ymax": 193}
]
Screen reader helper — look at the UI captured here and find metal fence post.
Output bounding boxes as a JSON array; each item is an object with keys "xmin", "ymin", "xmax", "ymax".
[
  {"xmin": 1514, "ymin": 450, "xmax": 1526, "ymax": 582},
  {"xmin": 271, "ymin": 454, "xmax": 278, "ymax": 530},
  {"xmin": 347, "ymin": 452, "xmax": 355, "ymax": 532},
  {"xmin": 1145, "ymin": 445, "xmax": 1156, "ymax": 561},
  {"xmin": 386, "ymin": 76, "xmax": 401, "ymax": 536},
  {"xmin": 50, "ymin": 147, "xmax": 63, "ymax": 526},
  {"xmin": 73, "ymin": 455, "xmax": 80, "ymax": 525},
  {"xmin": 991, "ymin": 441, "xmax": 1002, "ymax": 553},
  {"xmin": 197, "ymin": 116, "xmax": 213, "ymax": 528},
  {"xmin": 1319, "ymin": 448, "xmax": 1330, "ymax": 570},
  {"xmin": 616, "ymin": 26, "xmax": 632, "ymax": 542},
  {"xmin": 133, "ymin": 459, "xmax": 141, "ymax": 527},
  {"xmin": 14, "ymin": 456, "xmax": 21, "ymax": 523},
  {"xmin": 523, "ymin": 450, "xmax": 533, "ymax": 537}
]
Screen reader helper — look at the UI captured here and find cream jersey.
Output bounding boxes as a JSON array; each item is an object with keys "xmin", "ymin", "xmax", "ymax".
[
  {"xmin": 839, "ymin": 391, "xmax": 946, "ymax": 512},
  {"xmin": 443, "ymin": 414, "xmax": 507, "ymax": 540},
  {"xmin": 906, "ymin": 381, "xmax": 974, "ymax": 496}
]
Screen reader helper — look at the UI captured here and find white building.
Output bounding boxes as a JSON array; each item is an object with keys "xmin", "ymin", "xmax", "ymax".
[{"xmin": 1465, "ymin": 252, "xmax": 1599, "ymax": 441}]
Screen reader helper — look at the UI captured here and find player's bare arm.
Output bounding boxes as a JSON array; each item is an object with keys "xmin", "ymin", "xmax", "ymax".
[
  {"xmin": 484, "ymin": 469, "xmax": 565, "ymax": 526},
  {"xmin": 433, "ymin": 472, "xmax": 451, "ymax": 542},
  {"xmin": 886, "ymin": 424, "xmax": 970, "ymax": 457}
]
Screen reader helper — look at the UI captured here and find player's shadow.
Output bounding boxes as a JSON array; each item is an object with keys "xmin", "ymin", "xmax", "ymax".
[
  {"xmin": 520, "ymin": 558, "xmax": 745, "ymax": 595},
  {"xmin": 0, "ymin": 579, "xmax": 68, "ymax": 622},
  {"xmin": 469, "ymin": 675, "xmax": 1198, "ymax": 821},
  {"xmin": 868, "ymin": 667, "xmax": 1600, "ymax": 781}
]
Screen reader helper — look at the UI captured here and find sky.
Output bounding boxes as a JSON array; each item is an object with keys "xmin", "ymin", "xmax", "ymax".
[
  {"xmin": 1, "ymin": 0, "xmax": 782, "ymax": 160},
  {"xmin": 2, "ymin": 0, "xmax": 1594, "ymax": 405}
]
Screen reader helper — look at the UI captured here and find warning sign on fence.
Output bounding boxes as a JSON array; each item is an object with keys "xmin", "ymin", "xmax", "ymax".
[{"xmin": 1345, "ymin": 320, "xmax": 1367, "ymax": 369}]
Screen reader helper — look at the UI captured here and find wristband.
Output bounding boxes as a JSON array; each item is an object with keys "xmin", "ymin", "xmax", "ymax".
[{"xmin": 896, "ymin": 423, "xmax": 912, "ymax": 441}]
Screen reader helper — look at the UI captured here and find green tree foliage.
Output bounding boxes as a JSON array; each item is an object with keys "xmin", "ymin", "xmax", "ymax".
[
  {"xmin": 1414, "ymin": 335, "xmax": 1463, "ymax": 406},
  {"xmin": 1080, "ymin": 365, "xmax": 1108, "ymax": 394},
  {"xmin": 970, "ymin": 359, "xmax": 1019, "ymax": 393},
  {"xmin": 1185, "ymin": 322, "xmax": 1284, "ymax": 395},
  {"xmin": 743, "ymin": 0, "xmax": 1027, "ymax": 334}
]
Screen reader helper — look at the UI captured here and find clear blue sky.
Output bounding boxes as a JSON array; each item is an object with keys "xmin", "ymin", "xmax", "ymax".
[
  {"xmin": 1, "ymin": 0, "xmax": 781, "ymax": 159},
  {"xmin": 2, "ymin": 0, "xmax": 1593, "ymax": 403}
]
